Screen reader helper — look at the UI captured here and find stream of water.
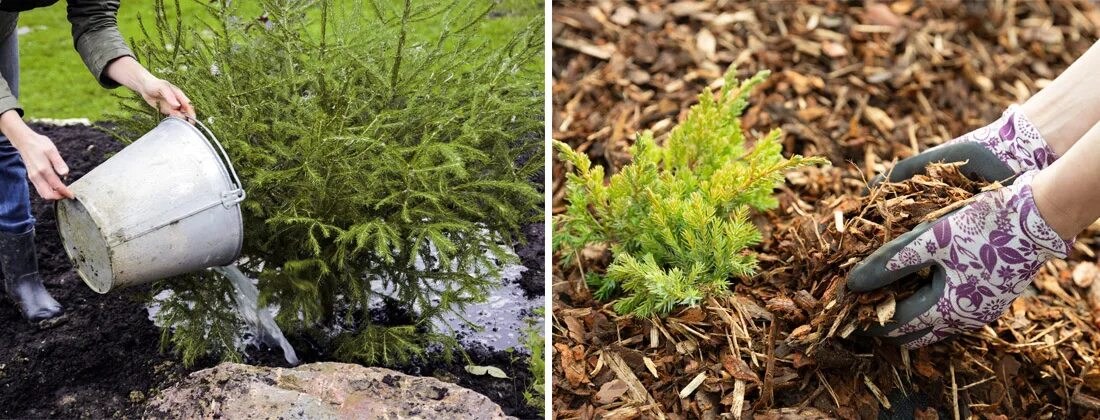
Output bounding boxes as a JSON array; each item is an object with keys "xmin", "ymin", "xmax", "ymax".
[{"xmin": 215, "ymin": 265, "xmax": 300, "ymax": 365}]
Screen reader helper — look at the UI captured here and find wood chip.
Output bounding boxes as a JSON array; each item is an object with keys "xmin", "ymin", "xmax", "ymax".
[
  {"xmin": 731, "ymin": 379, "xmax": 746, "ymax": 419},
  {"xmin": 606, "ymin": 351, "xmax": 665, "ymax": 419},
  {"xmin": 678, "ymin": 372, "xmax": 707, "ymax": 399},
  {"xmin": 864, "ymin": 374, "xmax": 891, "ymax": 410},
  {"xmin": 876, "ymin": 295, "xmax": 896, "ymax": 326},
  {"xmin": 1075, "ymin": 262, "xmax": 1099, "ymax": 288},
  {"xmin": 643, "ymin": 356, "xmax": 659, "ymax": 379}
]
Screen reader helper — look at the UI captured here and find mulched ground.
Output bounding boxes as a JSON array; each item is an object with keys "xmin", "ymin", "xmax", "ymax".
[
  {"xmin": 0, "ymin": 122, "xmax": 544, "ymax": 419},
  {"xmin": 552, "ymin": 1, "xmax": 1100, "ymax": 418}
]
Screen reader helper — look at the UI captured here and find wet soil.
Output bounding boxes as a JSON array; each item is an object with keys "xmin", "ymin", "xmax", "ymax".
[
  {"xmin": 514, "ymin": 128, "xmax": 546, "ymax": 299},
  {"xmin": 515, "ymin": 221, "xmax": 545, "ymax": 298},
  {"xmin": 0, "ymin": 123, "xmax": 544, "ymax": 419},
  {"xmin": 405, "ymin": 342, "xmax": 539, "ymax": 419}
]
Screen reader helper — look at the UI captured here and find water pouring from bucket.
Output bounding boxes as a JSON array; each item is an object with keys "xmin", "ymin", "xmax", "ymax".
[{"xmin": 55, "ymin": 117, "xmax": 298, "ymax": 364}]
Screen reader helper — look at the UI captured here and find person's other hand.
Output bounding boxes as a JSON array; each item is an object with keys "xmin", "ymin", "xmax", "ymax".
[
  {"xmin": 7, "ymin": 125, "xmax": 73, "ymax": 201},
  {"xmin": 873, "ymin": 105, "xmax": 1056, "ymax": 186},
  {"xmin": 846, "ymin": 170, "xmax": 1070, "ymax": 348},
  {"xmin": 138, "ymin": 77, "xmax": 195, "ymax": 120},
  {"xmin": 104, "ymin": 56, "xmax": 197, "ymax": 121}
]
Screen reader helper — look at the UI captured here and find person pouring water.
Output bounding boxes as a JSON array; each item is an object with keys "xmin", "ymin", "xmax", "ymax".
[{"xmin": 0, "ymin": 0, "xmax": 194, "ymax": 322}]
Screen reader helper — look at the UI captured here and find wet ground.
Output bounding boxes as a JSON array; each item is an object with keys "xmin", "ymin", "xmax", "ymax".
[
  {"xmin": 0, "ymin": 123, "xmax": 545, "ymax": 419},
  {"xmin": 434, "ymin": 262, "xmax": 542, "ymax": 351},
  {"xmin": 368, "ymin": 253, "xmax": 543, "ymax": 352}
]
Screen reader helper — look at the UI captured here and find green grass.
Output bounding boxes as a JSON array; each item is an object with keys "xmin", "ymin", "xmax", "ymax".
[
  {"xmin": 18, "ymin": 1, "xmax": 202, "ymax": 119},
  {"xmin": 17, "ymin": 0, "xmax": 539, "ymax": 119}
]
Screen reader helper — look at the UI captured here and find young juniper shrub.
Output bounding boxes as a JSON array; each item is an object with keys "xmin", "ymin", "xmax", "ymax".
[{"xmin": 555, "ymin": 70, "xmax": 826, "ymax": 317}]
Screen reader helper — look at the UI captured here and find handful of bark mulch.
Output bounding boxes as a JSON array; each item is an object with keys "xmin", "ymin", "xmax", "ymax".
[{"xmin": 754, "ymin": 162, "xmax": 990, "ymax": 354}]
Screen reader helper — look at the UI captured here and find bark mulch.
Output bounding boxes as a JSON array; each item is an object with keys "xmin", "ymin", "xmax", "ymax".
[{"xmin": 552, "ymin": 1, "xmax": 1100, "ymax": 418}]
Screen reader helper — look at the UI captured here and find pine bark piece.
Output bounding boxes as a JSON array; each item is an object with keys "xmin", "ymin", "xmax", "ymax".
[
  {"xmin": 595, "ymin": 379, "xmax": 630, "ymax": 404},
  {"xmin": 555, "ymin": 343, "xmax": 590, "ymax": 387}
]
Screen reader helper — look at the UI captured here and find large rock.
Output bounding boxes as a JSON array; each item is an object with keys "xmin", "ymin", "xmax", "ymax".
[{"xmin": 145, "ymin": 362, "xmax": 513, "ymax": 419}]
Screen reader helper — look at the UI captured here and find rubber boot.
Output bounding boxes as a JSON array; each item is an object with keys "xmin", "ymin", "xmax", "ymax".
[{"xmin": 0, "ymin": 228, "xmax": 63, "ymax": 321}]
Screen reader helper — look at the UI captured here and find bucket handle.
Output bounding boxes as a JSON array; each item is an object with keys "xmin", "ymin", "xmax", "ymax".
[
  {"xmin": 188, "ymin": 116, "xmax": 246, "ymax": 207},
  {"xmin": 108, "ymin": 117, "xmax": 246, "ymax": 245}
]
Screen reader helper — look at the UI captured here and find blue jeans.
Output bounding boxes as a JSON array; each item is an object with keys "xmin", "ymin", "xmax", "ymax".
[{"xmin": 0, "ymin": 28, "xmax": 29, "ymax": 234}]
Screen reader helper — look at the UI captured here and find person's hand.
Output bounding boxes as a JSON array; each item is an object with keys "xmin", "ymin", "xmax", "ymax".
[
  {"xmin": 105, "ymin": 56, "xmax": 196, "ymax": 120},
  {"xmin": 137, "ymin": 77, "xmax": 195, "ymax": 120},
  {"xmin": 847, "ymin": 170, "xmax": 1071, "ymax": 348},
  {"xmin": 2, "ymin": 119, "xmax": 73, "ymax": 201},
  {"xmin": 874, "ymin": 105, "xmax": 1056, "ymax": 186}
]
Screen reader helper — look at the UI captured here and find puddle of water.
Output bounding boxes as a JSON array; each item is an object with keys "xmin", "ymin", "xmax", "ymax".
[
  {"xmin": 370, "ymin": 247, "xmax": 544, "ymax": 353},
  {"xmin": 436, "ymin": 262, "xmax": 544, "ymax": 353}
]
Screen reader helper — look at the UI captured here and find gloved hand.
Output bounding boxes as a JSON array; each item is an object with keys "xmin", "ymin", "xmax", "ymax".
[
  {"xmin": 847, "ymin": 170, "xmax": 1071, "ymax": 347},
  {"xmin": 874, "ymin": 105, "xmax": 1057, "ymax": 185}
]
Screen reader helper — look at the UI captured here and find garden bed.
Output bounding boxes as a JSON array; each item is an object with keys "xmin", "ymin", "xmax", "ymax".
[
  {"xmin": 0, "ymin": 122, "xmax": 544, "ymax": 419},
  {"xmin": 552, "ymin": 0, "xmax": 1100, "ymax": 418},
  {"xmin": 0, "ymin": 123, "xmax": 193, "ymax": 419}
]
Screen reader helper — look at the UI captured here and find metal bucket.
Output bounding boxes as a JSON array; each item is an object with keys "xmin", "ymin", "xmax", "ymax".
[{"xmin": 56, "ymin": 117, "xmax": 246, "ymax": 293}]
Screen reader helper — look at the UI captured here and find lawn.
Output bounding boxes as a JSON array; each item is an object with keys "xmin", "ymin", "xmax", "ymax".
[{"xmin": 17, "ymin": 0, "xmax": 538, "ymax": 120}]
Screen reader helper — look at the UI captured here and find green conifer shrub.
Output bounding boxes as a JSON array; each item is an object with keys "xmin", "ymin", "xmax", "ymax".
[
  {"xmin": 554, "ymin": 70, "xmax": 826, "ymax": 317},
  {"xmin": 111, "ymin": 0, "xmax": 543, "ymax": 365}
]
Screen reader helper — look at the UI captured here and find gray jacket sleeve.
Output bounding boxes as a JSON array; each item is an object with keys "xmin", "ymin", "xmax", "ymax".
[
  {"xmin": 0, "ymin": 11, "xmax": 20, "ymax": 116},
  {"xmin": 66, "ymin": 0, "xmax": 134, "ymax": 89},
  {"xmin": 0, "ymin": 80, "xmax": 20, "ymax": 116}
]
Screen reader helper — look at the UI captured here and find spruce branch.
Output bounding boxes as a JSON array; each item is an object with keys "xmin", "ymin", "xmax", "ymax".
[{"xmin": 115, "ymin": 0, "xmax": 542, "ymax": 365}]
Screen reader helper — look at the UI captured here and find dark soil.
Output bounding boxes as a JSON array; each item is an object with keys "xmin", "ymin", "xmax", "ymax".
[
  {"xmin": 515, "ymin": 221, "xmax": 545, "ymax": 298},
  {"xmin": 405, "ymin": 342, "xmax": 539, "ymax": 419},
  {"xmin": 514, "ymin": 129, "xmax": 547, "ymax": 299},
  {"xmin": 0, "ymin": 123, "xmax": 543, "ymax": 419},
  {"xmin": 0, "ymin": 123, "xmax": 204, "ymax": 419}
]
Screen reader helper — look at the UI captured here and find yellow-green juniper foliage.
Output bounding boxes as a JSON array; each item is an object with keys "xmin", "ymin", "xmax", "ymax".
[
  {"xmin": 111, "ymin": 0, "xmax": 543, "ymax": 365},
  {"xmin": 555, "ymin": 70, "xmax": 825, "ymax": 317}
]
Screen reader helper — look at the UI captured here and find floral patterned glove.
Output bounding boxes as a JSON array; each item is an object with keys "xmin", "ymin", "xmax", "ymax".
[
  {"xmin": 876, "ymin": 105, "xmax": 1057, "ymax": 184},
  {"xmin": 847, "ymin": 170, "xmax": 1072, "ymax": 347}
]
